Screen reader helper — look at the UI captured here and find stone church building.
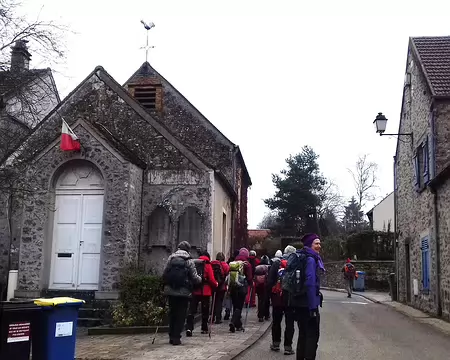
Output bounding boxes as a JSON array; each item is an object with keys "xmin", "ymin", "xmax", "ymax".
[{"xmin": 0, "ymin": 43, "xmax": 251, "ymax": 300}]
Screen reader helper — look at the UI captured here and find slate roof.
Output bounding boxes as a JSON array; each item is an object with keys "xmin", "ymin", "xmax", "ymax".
[
  {"xmin": 0, "ymin": 69, "xmax": 50, "ymax": 97},
  {"xmin": 411, "ymin": 36, "xmax": 450, "ymax": 97}
]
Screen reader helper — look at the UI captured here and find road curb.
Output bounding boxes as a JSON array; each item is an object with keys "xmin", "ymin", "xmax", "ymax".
[
  {"xmin": 321, "ymin": 287, "xmax": 382, "ymax": 304},
  {"xmin": 218, "ymin": 320, "xmax": 272, "ymax": 360}
]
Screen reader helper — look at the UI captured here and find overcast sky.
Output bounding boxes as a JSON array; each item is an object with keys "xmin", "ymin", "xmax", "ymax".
[{"xmin": 21, "ymin": 0, "xmax": 450, "ymax": 228}]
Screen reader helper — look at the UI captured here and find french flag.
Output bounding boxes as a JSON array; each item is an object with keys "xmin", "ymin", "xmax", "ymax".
[{"xmin": 60, "ymin": 119, "xmax": 80, "ymax": 152}]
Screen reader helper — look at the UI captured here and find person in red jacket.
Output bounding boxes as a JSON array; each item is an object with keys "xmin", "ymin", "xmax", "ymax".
[
  {"xmin": 186, "ymin": 251, "xmax": 218, "ymax": 336},
  {"xmin": 211, "ymin": 252, "xmax": 230, "ymax": 324}
]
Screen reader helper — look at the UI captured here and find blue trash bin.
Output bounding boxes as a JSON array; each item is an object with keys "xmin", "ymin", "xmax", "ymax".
[
  {"xmin": 353, "ymin": 271, "xmax": 365, "ymax": 292},
  {"xmin": 31, "ymin": 297, "xmax": 84, "ymax": 360}
]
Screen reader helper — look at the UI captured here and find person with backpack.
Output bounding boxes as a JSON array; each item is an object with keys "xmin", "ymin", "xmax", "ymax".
[
  {"xmin": 283, "ymin": 233, "xmax": 325, "ymax": 360},
  {"xmin": 163, "ymin": 241, "xmax": 202, "ymax": 346},
  {"xmin": 342, "ymin": 258, "xmax": 358, "ymax": 298},
  {"xmin": 228, "ymin": 247, "xmax": 253, "ymax": 333},
  {"xmin": 211, "ymin": 252, "xmax": 230, "ymax": 324},
  {"xmin": 254, "ymin": 255, "xmax": 270, "ymax": 322},
  {"xmin": 245, "ymin": 250, "xmax": 259, "ymax": 307},
  {"xmin": 186, "ymin": 251, "xmax": 218, "ymax": 336},
  {"xmin": 268, "ymin": 245, "xmax": 296, "ymax": 355},
  {"xmin": 224, "ymin": 249, "xmax": 240, "ymax": 320}
]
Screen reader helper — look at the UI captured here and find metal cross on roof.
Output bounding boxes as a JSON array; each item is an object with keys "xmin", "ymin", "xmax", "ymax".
[{"xmin": 140, "ymin": 20, "xmax": 156, "ymax": 62}]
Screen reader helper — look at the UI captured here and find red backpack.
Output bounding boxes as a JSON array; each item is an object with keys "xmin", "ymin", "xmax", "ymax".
[
  {"xmin": 344, "ymin": 263, "xmax": 356, "ymax": 279},
  {"xmin": 271, "ymin": 259, "xmax": 288, "ymax": 295}
]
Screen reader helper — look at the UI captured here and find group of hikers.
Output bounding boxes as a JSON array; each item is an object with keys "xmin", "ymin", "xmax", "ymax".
[{"xmin": 162, "ymin": 233, "xmax": 358, "ymax": 360}]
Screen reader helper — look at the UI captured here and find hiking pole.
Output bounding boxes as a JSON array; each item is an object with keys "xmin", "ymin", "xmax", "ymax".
[
  {"xmin": 209, "ymin": 292, "xmax": 217, "ymax": 338},
  {"xmin": 242, "ymin": 286, "xmax": 253, "ymax": 332},
  {"xmin": 152, "ymin": 325, "xmax": 159, "ymax": 344}
]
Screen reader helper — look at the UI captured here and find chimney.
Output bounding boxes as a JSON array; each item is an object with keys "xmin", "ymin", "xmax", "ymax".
[{"xmin": 10, "ymin": 40, "xmax": 31, "ymax": 72}]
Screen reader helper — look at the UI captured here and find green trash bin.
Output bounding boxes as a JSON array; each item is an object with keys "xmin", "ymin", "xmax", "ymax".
[{"xmin": 0, "ymin": 300, "xmax": 41, "ymax": 360}]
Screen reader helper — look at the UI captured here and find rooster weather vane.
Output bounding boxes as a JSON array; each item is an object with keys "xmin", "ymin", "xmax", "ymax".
[{"xmin": 140, "ymin": 20, "xmax": 155, "ymax": 62}]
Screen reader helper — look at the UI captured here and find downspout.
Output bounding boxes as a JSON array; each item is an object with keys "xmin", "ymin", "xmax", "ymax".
[
  {"xmin": 429, "ymin": 107, "xmax": 442, "ymax": 316},
  {"xmin": 393, "ymin": 155, "xmax": 399, "ymax": 301},
  {"xmin": 232, "ymin": 146, "xmax": 239, "ymax": 252}
]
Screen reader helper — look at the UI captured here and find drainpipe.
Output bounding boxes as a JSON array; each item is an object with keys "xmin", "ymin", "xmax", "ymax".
[
  {"xmin": 393, "ymin": 155, "xmax": 399, "ymax": 301},
  {"xmin": 137, "ymin": 168, "xmax": 146, "ymax": 268}
]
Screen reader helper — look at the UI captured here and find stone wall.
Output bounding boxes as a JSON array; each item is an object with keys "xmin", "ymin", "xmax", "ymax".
[{"xmin": 321, "ymin": 260, "xmax": 395, "ymax": 291}]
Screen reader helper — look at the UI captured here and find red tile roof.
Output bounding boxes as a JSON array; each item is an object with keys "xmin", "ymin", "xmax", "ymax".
[
  {"xmin": 412, "ymin": 36, "xmax": 450, "ymax": 97},
  {"xmin": 248, "ymin": 229, "xmax": 271, "ymax": 240}
]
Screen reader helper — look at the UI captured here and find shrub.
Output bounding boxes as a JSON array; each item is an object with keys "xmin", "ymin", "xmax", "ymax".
[{"xmin": 112, "ymin": 267, "xmax": 168, "ymax": 327}]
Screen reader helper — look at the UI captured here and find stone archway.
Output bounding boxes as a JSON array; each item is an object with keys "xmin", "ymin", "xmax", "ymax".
[{"xmin": 49, "ymin": 161, "xmax": 104, "ymax": 290}]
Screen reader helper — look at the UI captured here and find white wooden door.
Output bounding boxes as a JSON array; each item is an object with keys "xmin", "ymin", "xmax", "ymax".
[{"xmin": 50, "ymin": 162, "xmax": 104, "ymax": 290}]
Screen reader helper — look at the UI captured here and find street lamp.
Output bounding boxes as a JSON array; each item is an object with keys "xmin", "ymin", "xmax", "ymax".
[{"xmin": 373, "ymin": 112, "xmax": 412, "ymax": 138}]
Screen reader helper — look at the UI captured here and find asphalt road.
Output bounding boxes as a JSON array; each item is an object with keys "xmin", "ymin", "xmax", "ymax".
[{"xmin": 236, "ymin": 290, "xmax": 450, "ymax": 360}]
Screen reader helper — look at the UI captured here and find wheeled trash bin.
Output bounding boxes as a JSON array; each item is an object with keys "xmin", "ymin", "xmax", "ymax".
[
  {"xmin": 0, "ymin": 300, "xmax": 41, "ymax": 360},
  {"xmin": 353, "ymin": 271, "xmax": 365, "ymax": 291},
  {"xmin": 32, "ymin": 297, "xmax": 85, "ymax": 360}
]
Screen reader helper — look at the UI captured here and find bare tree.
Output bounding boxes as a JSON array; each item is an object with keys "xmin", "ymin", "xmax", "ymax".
[
  {"xmin": 0, "ymin": 0, "xmax": 67, "ymax": 70},
  {"xmin": 348, "ymin": 154, "xmax": 378, "ymax": 208},
  {"xmin": 257, "ymin": 211, "xmax": 280, "ymax": 230},
  {"xmin": 317, "ymin": 180, "xmax": 344, "ymax": 219}
]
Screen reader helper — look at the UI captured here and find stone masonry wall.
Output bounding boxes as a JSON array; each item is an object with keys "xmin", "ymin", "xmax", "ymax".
[
  {"xmin": 18, "ymin": 125, "xmax": 132, "ymax": 293},
  {"xmin": 139, "ymin": 169, "xmax": 212, "ymax": 275},
  {"xmin": 321, "ymin": 261, "xmax": 395, "ymax": 291},
  {"xmin": 396, "ymin": 48, "xmax": 437, "ymax": 314}
]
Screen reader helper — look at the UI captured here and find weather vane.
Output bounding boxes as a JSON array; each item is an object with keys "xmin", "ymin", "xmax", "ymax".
[{"xmin": 140, "ymin": 20, "xmax": 155, "ymax": 62}]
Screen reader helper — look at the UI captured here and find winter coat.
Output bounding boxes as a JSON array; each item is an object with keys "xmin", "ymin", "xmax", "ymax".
[
  {"xmin": 211, "ymin": 260, "xmax": 230, "ymax": 292},
  {"xmin": 267, "ymin": 257, "xmax": 288, "ymax": 307},
  {"xmin": 163, "ymin": 249, "xmax": 202, "ymax": 298},
  {"xmin": 301, "ymin": 247, "xmax": 323, "ymax": 311},
  {"xmin": 193, "ymin": 255, "xmax": 218, "ymax": 297},
  {"xmin": 248, "ymin": 255, "xmax": 260, "ymax": 275}
]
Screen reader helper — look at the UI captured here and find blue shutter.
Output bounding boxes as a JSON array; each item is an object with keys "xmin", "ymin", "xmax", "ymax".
[
  {"xmin": 413, "ymin": 153, "xmax": 420, "ymax": 191},
  {"xmin": 421, "ymin": 237, "xmax": 430, "ymax": 290},
  {"xmin": 423, "ymin": 139, "xmax": 430, "ymax": 184}
]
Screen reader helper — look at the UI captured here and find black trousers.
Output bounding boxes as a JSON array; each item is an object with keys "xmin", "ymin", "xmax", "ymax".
[
  {"xmin": 295, "ymin": 307, "xmax": 320, "ymax": 360},
  {"xmin": 230, "ymin": 287, "xmax": 247, "ymax": 328},
  {"xmin": 186, "ymin": 295, "xmax": 210, "ymax": 331},
  {"xmin": 272, "ymin": 306, "xmax": 295, "ymax": 347},
  {"xmin": 256, "ymin": 286, "xmax": 270, "ymax": 319},
  {"xmin": 168, "ymin": 296, "xmax": 189, "ymax": 341},
  {"xmin": 213, "ymin": 290, "xmax": 225, "ymax": 321}
]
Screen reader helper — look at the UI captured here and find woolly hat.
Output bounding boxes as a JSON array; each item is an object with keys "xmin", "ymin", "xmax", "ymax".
[
  {"xmin": 238, "ymin": 248, "xmax": 249, "ymax": 259},
  {"xmin": 249, "ymin": 250, "xmax": 256, "ymax": 257},
  {"xmin": 275, "ymin": 250, "xmax": 282, "ymax": 258},
  {"xmin": 178, "ymin": 241, "xmax": 191, "ymax": 252},
  {"xmin": 346, "ymin": 258, "xmax": 351, "ymax": 263},
  {"xmin": 301, "ymin": 233, "xmax": 319, "ymax": 248},
  {"xmin": 284, "ymin": 245, "xmax": 296, "ymax": 255}
]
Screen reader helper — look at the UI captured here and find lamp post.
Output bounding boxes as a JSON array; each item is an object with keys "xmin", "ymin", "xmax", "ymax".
[{"xmin": 373, "ymin": 112, "xmax": 412, "ymax": 138}]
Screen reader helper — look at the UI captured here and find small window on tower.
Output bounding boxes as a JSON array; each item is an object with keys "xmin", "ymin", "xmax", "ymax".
[{"xmin": 134, "ymin": 86, "xmax": 156, "ymax": 109}]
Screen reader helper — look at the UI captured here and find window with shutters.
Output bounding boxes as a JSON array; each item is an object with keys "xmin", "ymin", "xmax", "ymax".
[
  {"xmin": 421, "ymin": 236, "xmax": 430, "ymax": 292},
  {"xmin": 413, "ymin": 137, "xmax": 430, "ymax": 191}
]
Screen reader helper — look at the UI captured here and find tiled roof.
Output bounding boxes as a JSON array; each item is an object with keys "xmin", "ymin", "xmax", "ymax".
[
  {"xmin": 0, "ymin": 69, "xmax": 49, "ymax": 97},
  {"xmin": 248, "ymin": 229, "xmax": 271, "ymax": 240},
  {"xmin": 412, "ymin": 36, "xmax": 450, "ymax": 97}
]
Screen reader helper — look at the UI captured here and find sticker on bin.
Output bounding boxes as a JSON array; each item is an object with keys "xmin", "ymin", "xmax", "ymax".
[
  {"xmin": 55, "ymin": 321, "xmax": 73, "ymax": 337},
  {"xmin": 7, "ymin": 322, "xmax": 30, "ymax": 343}
]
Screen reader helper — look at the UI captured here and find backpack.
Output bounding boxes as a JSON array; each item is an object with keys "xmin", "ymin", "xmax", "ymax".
[
  {"xmin": 282, "ymin": 252, "xmax": 315, "ymax": 301},
  {"xmin": 228, "ymin": 260, "xmax": 247, "ymax": 288},
  {"xmin": 194, "ymin": 259, "xmax": 206, "ymax": 289},
  {"xmin": 254, "ymin": 264, "xmax": 269, "ymax": 288},
  {"xmin": 163, "ymin": 256, "xmax": 190, "ymax": 289},
  {"xmin": 344, "ymin": 263, "xmax": 356, "ymax": 279},
  {"xmin": 211, "ymin": 261, "xmax": 225, "ymax": 288},
  {"xmin": 271, "ymin": 259, "xmax": 288, "ymax": 295}
]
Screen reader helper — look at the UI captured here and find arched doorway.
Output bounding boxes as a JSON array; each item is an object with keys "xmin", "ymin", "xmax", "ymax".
[{"xmin": 49, "ymin": 161, "xmax": 104, "ymax": 290}]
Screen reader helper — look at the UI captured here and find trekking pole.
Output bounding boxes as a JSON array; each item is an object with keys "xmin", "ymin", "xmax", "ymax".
[
  {"xmin": 209, "ymin": 291, "xmax": 217, "ymax": 338},
  {"xmin": 242, "ymin": 286, "xmax": 252, "ymax": 332},
  {"xmin": 152, "ymin": 325, "xmax": 159, "ymax": 344}
]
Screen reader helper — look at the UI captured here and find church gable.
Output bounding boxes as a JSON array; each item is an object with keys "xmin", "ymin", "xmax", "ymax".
[
  {"xmin": 124, "ymin": 62, "xmax": 235, "ymax": 183},
  {"xmin": 3, "ymin": 67, "xmax": 209, "ymax": 173}
]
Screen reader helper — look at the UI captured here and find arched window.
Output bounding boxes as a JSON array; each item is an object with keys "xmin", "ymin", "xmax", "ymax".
[{"xmin": 178, "ymin": 207, "xmax": 202, "ymax": 250}]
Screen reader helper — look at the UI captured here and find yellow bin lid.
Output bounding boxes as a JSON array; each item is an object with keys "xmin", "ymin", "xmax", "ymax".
[{"xmin": 34, "ymin": 297, "xmax": 85, "ymax": 307}]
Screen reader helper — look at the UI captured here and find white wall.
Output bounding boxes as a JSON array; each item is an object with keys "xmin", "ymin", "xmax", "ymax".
[
  {"xmin": 212, "ymin": 175, "xmax": 232, "ymax": 260},
  {"xmin": 372, "ymin": 192, "xmax": 394, "ymax": 232}
]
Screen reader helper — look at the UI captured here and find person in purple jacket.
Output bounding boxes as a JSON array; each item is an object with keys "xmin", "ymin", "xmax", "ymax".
[{"xmin": 289, "ymin": 233, "xmax": 325, "ymax": 360}]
